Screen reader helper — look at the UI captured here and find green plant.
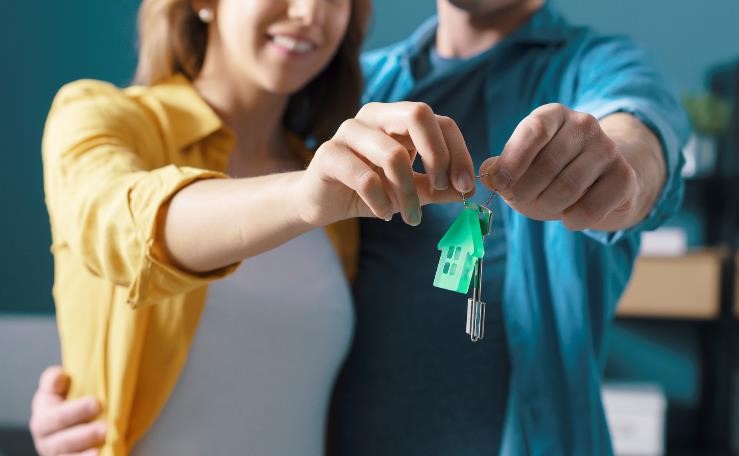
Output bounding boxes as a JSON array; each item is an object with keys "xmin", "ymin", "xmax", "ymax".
[{"xmin": 682, "ymin": 93, "xmax": 732, "ymax": 136}]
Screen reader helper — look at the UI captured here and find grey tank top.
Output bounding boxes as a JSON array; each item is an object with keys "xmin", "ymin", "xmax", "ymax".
[{"xmin": 133, "ymin": 228, "xmax": 354, "ymax": 455}]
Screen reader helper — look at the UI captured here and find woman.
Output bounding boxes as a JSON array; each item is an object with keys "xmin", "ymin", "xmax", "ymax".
[{"xmin": 35, "ymin": 0, "xmax": 475, "ymax": 454}]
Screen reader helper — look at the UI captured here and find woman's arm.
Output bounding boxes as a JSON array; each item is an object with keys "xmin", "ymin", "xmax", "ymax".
[{"xmin": 161, "ymin": 101, "xmax": 477, "ymax": 273}]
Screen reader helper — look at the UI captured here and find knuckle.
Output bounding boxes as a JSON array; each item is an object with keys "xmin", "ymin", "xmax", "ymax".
[
  {"xmin": 563, "ymin": 214, "xmax": 584, "ymax": 231},
  {"xmin": 525, "ymin": 117, "xmax": 549, "ymax": 144},
  {"xmin": 436, "ymin": 114, "xmax": 453, "ymax": 124},
  {"xmin": 406, "ymin": 102, "xmax": 433, "ymax": 121},
  {"xmin": 507, "ymin": 186, "xmax": 526, "ymax": 204},
  {"xmin": 555, "ymin": 172, "xmax": 583, "ymax": 197},
  {"xmin": 313, "ymin": 142, "xmax": 339, "ymax": 162},
  {"xmin": 357, "ymin": 102, "xmax": 378, "ymax": 117},
  {"xmin": 573, "ymin": 112, "xmax": 598, "ymax": 132},
  {"xmin": 577, "ymin": 199, "xmax": 598, "ymax": 221},
  {"xmin": 355, "ymin": 169, "xmax": 380, "ymax": 194},
  {"xmin": 385, "ymin": 147, "xmax": 410, "ymax": 169},
  {"xmin": 599, "ymin": 137, "xmax": 618, "ymax": 160},
  {"xmin": 335, "ymin": 118, "xmax": 357, "ymax": 136},
  {"xmin": 539, "ymin": 147, "xmax": 562, "ymax": 173},
  {"xmin": 435, "ymin": 115, "xmax": 456, "ymax": 130},
  {"xmin": 541, "ymin": 103, "xmax": 568, "ymax": 117}
]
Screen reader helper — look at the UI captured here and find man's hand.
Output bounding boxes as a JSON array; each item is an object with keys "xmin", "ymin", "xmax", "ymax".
[
  {"xmin": 29, "ymin": 366, "xmax": 106, "ymax": 456},
  {"xmin": 479, "ymin": 104, "xmax": 664, "ymax": 232}
]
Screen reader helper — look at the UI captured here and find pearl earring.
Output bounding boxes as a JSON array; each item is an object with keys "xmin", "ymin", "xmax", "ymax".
[{"xmin": 198, "ymin": 8, "xmax": 214, "ymax": 23}]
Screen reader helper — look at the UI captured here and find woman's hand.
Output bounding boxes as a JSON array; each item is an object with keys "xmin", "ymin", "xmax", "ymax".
[
  {"xmin": 296, "ymin": 102, "xmax": 476, "ymax": 227},
  {"xmin": 29, "ymin": 366, "xmax": 106, "ymax": 456}
]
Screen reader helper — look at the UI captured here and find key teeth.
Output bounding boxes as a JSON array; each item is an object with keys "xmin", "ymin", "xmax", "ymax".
[{"xmin": 466, "ymin": 298, "xmax": 486, "ymax": 342}]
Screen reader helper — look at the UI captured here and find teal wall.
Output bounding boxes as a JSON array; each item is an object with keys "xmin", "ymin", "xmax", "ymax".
[
  {"xmin": 1, "ymin": 2, "xmax": 138, "ymax": 313},
  {"xmin": 2, "ymin": 0, "xmax": 738, "ymax": 313}
]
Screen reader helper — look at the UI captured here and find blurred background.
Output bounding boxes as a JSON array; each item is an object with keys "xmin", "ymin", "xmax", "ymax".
[{"xmin": 1, "ymin": 0, "xmax": 738, "ymax": 454}]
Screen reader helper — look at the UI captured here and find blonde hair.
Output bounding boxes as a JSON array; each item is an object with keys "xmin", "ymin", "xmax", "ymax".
[{"xmin": 134, "ymin": 0, "xmax": 371, "ymax": 143}]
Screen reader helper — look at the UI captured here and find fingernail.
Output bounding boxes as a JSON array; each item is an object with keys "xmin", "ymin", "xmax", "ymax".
[
  {"xmin": 491, "ymin": 168, "xmax": 511, "ymax": 191},
  {"xmin": 456, "ymin": 173, "xmax": 473, "ymax": 193},
  {"xmin": 406, "ymin": 204, "xmax": 422, "ymax": 226},
  {"xmin": 434, "ymin": 174, "xmax": 450, "ymax": 191},
  {"xmin": 95, "ymin": 421, "xmax": 107, "ymax": 436},
  {"xmin": 87, "ymin": 398, "xmax": 101, "ymax": 414},
  {"xmin": 412, "ymin": 206, "xmax": 422, "ymax": 226}
]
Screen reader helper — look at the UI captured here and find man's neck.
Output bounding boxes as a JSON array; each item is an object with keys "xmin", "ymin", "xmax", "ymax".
[{"xmin": 435, "ymin": 0, "xmax": 545, "ymax": 58}]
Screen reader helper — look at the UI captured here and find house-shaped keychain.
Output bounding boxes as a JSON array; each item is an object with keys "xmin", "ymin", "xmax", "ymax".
[{"xmin": 433, "ymin": 205, "xmax": 486, "ymax": 294}]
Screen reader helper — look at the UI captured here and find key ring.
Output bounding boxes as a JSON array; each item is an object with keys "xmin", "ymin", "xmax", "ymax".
[{"xmin": 461, "ymin": 172, "xmax": 497, "ymax": 209}]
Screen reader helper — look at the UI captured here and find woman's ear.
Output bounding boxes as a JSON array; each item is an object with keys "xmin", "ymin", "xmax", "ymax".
[
  {"xmin": 191, "ymin": 0, "xmax": 216, "ymax": 23},
  {"xmin": 191, "ymin": 0, "xmax": 215, "ymax": 18}
]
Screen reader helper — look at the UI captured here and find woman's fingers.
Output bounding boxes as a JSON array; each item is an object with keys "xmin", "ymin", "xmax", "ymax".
[
  {"xmin": 333, "ymin": 119, "xmax": 420, "ymax": 225},
  {"xmin": 312, "ymin": 142, "xmax": 394, "ymax": 221},
  {"xmin": 355, "ymin": 102, "xmax": 473, "ymax": 193},
  {"xmin": 414, "ymin": 172, "xmax": 471, "ymax": 206},
  {"xmin": 435, "ymin": 115, "xmax": 475, "ymax": 193}
]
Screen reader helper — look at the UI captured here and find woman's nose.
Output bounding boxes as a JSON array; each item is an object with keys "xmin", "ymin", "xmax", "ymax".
[{"xmin": 287, "ymin": 0, "xmax": 326, "ymax": 26}]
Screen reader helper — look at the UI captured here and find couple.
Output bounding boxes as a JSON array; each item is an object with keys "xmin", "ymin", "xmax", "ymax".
[{"xmin": 33, "ymin": 0, "xmax": 689, "ymax": 454}]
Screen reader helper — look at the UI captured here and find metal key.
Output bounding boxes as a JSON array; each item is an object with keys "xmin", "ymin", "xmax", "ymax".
[
  {"xmin": 466, "ymin": 259, "xmax": 486, "ymax": 341},
  {"xmin": 465, "ymin": 205, "xmax": 493, "ymax": 342}
]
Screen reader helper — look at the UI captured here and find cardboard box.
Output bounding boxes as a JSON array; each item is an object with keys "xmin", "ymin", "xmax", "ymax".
[
  {"xmin": 603, "ymin": 383, "xmax": 667, "ymax": 456},
  {"xmin": 617, "ymin": 250, "xmax": 724, "ymax": 319}
]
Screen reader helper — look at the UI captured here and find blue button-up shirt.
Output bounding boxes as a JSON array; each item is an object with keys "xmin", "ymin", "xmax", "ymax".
[{"xmin": 332, "ymin": 4, "xmax": 689, "ymax": 455}]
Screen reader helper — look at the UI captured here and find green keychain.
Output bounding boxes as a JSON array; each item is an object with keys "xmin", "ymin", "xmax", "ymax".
[
  {"xmin": 433, "ymin": 204, "xmax": 485, "ymax": 293},
  {"xmin": 433, "ymin": 177, "xmax": 495, "ymax": 342}
]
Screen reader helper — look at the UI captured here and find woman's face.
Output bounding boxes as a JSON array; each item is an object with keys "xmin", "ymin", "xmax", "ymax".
[{"xmin": 205, "ymin": 0, "xmax": 352, "ymax": 94}]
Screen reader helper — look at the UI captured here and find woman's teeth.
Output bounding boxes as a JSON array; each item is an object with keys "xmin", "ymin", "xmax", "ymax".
[{"xmin": 271, "ymin": 35, "xmax": 316, "ymax": 53}]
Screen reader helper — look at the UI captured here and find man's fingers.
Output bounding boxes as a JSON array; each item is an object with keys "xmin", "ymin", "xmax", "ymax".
[
  {"xmin": 42, "ymin": 421, "xmax": 106, "ymax": 456},
  {"xmin": 562, "ymin": 161, "xmax": 636, "ymax": 231},
  {"xmin": 31, "ymin": 396, "xmax": 101, "ymax": 437},
  {"xmin": 537, "ymin": 140, "xmax": 615, "ymax": 215},
  {"xmin": 436, "ymin": 115, "xmax": 475, "ymax": 193},
  {"xmin": 506, "ymin": 116, "xmax": 587, "ymax": 204},
  {"xmin": 481, "ymin": 103, "xmax": 569, "ymax": 193},
  {"xmin": 356, "ymin": 102, "xmax": 452, "ymax": 191}
]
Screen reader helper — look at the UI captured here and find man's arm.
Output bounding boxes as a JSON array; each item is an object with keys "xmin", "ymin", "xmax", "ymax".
[{"xmin": 597, "ymin": 112, "xmax": 665, "ymax": 230}]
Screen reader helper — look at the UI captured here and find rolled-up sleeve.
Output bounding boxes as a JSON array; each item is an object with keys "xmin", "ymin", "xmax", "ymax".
[
  {"xmin": 571, "ymin": 36, "xmax": 692, "ymax": 244},
  {"xmin": 42, "ymin": 81, "xmax": 237, "ymax": 308}
]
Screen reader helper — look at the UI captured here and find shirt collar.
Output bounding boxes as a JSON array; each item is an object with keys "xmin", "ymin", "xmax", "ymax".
[
  {"xmin": 400, "ymin": 1, "xmax": 570, "ymax": 61},
  {"xmin": 145, "ymin": 73, "xmax": 231, "ymax": 150}
]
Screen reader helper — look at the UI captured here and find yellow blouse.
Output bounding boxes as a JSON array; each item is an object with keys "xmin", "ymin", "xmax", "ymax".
[{"xmin": 42, "ymin": 74, "xmax": 358, "ymax": 455}]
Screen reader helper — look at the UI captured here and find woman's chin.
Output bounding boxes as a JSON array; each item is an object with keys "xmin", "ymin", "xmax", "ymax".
[{"xmin": 259, "ymin": 74, "xmax": 317, "ymax": 96}]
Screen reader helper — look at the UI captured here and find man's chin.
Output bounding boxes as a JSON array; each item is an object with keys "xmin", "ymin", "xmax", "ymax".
[{"xmin": 446, "ymin": 0, "xmax": 522, "ymax": 15}]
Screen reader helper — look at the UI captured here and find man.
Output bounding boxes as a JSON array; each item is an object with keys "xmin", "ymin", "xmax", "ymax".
[{"xmin": 31, "ymin": 0, "xmax": 688, "ymax": 454}]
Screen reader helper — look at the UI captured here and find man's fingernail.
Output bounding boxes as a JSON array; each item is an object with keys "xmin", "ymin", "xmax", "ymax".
[
  {"xmin": 95, "ymin": 421, "xmax": 107, "ymax": 436},
  {"xmin": 456, "ymin": 173, "xmax": 473, "ymax": 193},
  {"xmin": 491, "ymin": 168, "xmax": 511, "ymax": 191}
]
